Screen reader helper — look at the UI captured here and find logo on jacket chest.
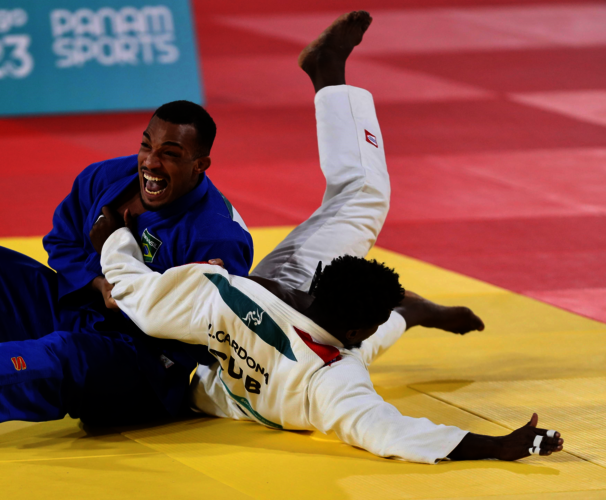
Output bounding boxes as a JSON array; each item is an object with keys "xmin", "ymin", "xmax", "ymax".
[{"xmin": 141, "ymin": 228, "xmax": 162, "ymax": 263}]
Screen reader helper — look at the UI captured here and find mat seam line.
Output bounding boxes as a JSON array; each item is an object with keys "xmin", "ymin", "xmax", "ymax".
[
  {"xmin": 408, "ymin": 386, "xmax": 605, "ymax": 468},
  {"xmin": 431, "ymin": 486, "xmax": 606, "ymax": 500},
  {"xmin": 0, "ymin": 451, "xmax": 160, "ymax": 464},
  {"xmin": 122, "ymin": 435, "xmax": 260, "ymax": 500}
]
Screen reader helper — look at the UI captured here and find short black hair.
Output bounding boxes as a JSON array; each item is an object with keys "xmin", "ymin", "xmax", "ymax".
[
  {"xmin": 153, "ymin": 100, "xmax": 216, "ymax": 156},
  {"xmin": 312, "ymin": 255, "xmax": 405, "ymax": 330}
]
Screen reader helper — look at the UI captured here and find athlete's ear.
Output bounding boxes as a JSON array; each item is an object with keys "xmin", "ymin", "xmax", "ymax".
[
  {"xmin": 344, "ymin": 329, "xmax": 358, "ymax": 341},
  {"xmin": 194, "ymin": 156, "xmax": 211, "ymax": 174}
]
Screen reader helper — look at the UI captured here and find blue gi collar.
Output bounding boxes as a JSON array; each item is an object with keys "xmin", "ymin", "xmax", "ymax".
[{"xmin": 137, "ymin": 174, "xmax": 209, "ymax": 225}]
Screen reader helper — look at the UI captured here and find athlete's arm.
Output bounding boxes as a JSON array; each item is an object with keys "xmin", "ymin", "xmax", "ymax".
[
  {"xmin": 356, "ymin": 311, "xmax": 407, "ymax": 365},
  {"xmin": 96, "ymin": 222, "xmax": 223, "ymax": 343},
  {"xmin": 308, "ymin": 357, "xmax": 468, "ymax": 464},
  {"xmin": 43, "ymin": 160, "xmax": 111, "ymax": 302},
  {"xmin": 356, "ymin": 291, "xmax": 485, "ymax": 366},
  {"xmin": 309, "ymin": 359, "xmax": 564, "ymax": 463}
]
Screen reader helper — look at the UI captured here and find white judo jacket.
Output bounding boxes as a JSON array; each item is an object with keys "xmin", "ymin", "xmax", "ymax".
[{"xmin": 102, "ymin": 228, "xmax": 468, "ymax": 464}]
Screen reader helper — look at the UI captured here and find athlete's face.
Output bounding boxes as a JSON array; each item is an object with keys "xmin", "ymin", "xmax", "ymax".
[
  {"xmin": 341, "ymin": 307, "xmax": 394, "ymax": 349},
  {"xmin": 137, "ymin": 117, "xmax": 210, "ymax": 211}
]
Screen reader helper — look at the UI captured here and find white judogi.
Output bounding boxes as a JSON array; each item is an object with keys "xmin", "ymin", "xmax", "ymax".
[{"xmin": 101, "ymin": 86, "xmax": 468, "ymax": 464}]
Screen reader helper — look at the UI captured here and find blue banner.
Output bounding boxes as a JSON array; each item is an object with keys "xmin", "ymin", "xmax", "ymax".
[{"xmin": 0, "ymin": 1, "xmax": 203, "ymax": 116}]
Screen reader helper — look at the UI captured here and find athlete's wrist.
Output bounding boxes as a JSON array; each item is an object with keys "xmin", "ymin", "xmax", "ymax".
[
  {"xmin": 88, "ymin": 275, "xmax": 109, "ymax": 295},
  {"xmin": 448, "ymin": 433, "xmax": 501, "ymax": 460}
]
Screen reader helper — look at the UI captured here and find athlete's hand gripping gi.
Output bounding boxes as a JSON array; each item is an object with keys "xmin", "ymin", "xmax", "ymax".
[{"xmin": 90, "ymin": 206, "xmax": 135, "ymax": 254}]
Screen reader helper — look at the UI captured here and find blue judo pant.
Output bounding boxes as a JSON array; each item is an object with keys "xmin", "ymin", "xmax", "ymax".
[{"xmin": 0, "ymin": 247, "xmax": 204, "ymax": 426}]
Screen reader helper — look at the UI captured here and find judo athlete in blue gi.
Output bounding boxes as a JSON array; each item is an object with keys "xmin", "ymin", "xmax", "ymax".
[{"xmin": 0, "ymin": 101, "xmax": 253, "ymax": 425}]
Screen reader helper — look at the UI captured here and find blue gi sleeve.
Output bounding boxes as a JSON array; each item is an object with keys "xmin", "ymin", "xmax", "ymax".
[{"xmin": 43, "ymin": 161, "xmax": 108, "ymax": 301}]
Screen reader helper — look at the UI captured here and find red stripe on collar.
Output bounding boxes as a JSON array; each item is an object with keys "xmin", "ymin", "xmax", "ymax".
[{"xmin": 294, "ymin": 327, "xmax": 341, "ymax": 366}]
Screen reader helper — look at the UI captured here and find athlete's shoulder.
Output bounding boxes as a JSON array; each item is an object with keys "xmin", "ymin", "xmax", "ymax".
[
  {"xmin": 292, "ymin": 327, "xmax": 343, "ymax": 367},
  {"xmin": 93, "ymin": 155, "xmax": 138, "ymax": 182},
  {"xmin": 77, "ymin": 154, "xmax": 138, "ymax": 189},
  {"xmin": 188, "ymin": 178, "xmax": 251, "ymax": 240},
  {"xmin": 309, "ymin": 350, "xmax": 371, "ymax": 392}
]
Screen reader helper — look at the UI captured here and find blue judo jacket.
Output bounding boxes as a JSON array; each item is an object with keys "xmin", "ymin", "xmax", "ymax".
[{"xmin": 44, "ymin": 154, "xmax": 253, "ymax": 301}]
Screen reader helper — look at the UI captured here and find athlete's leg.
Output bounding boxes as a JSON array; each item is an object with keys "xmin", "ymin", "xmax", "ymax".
[
  {"xmin": 0, "ymin": 330, "xmax": 174, "ymax": 425},
  {"xmin": 251, "ymin": 86, "xmax": 388, "ymax": 291},
  {"xmin": 0, "ymin": 247, "xmax": 62, "ymax": 341},
  {"xmin": 251, "ymin": 15, "xmax": 387, "ymax": 290},
  {"xmin": 252, "ymin": 12, "xmax": 483, "ymax": 362},
  {"xmin": 0, "ymin": 246, "xmax": 202, "ymax": 425}
]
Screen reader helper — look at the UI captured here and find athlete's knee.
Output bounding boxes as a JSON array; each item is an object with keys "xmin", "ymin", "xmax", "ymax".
[
  {"xmin": 372, "ymin": 180, "xmax": 390, "ymax": 216},
  {"xmin": 358, "ymin": 175, "xmax": 390, "ymax": 231}
]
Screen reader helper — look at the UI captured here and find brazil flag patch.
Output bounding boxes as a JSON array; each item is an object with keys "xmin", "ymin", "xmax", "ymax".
[{"xmin": 141, "ymin": 229, "xmax": 162, "ymax": 263}]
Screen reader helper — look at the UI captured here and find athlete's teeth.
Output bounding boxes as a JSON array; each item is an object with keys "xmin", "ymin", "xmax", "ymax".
[
  {"xmin": 143, "ymin": 173, "xmax": 165, "ymax": 182},
  {"xmin": 145, "ymin": 186, "xmax": 167, "ymax": 195}
]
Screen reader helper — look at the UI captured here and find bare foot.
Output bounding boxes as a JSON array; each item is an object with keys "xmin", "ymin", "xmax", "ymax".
[
  {"xmin": 396, "ymin": 293, "xmax": 485, "ymax": 335},
  {"xmin": 421, "ymin": 303, "xmax": 485, "ymax": 335},
  {"xmin": 298, "ymin": 10, "xmax": 372, "ymax": 92}
]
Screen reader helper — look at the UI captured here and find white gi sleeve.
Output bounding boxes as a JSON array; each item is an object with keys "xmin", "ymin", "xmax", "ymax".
[
  {"xmin": 308, "ymin": 356, "xmax": 468, "ymax": 464},
  {"xmin": 357, "ymin": 311, "xmax": 407, "ymax": 366},
  {"xmin": 100, "ymin": 227, "xmax": 219, "ymax": 342}
]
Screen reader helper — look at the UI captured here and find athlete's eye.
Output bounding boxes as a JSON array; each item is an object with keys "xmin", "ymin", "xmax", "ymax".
[
  {"xmin": 140, "ymin": 142, "xmax": 150, "ymax": 148},
  {"xmin": 164, "ymin": 151, "xmax": 179, "ymax": 157}
]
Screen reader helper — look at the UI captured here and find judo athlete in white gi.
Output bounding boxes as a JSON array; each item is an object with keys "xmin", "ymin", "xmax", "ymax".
[{"xmin": 91, "ymin": 12, "xmax": 564, "ymax": 463}]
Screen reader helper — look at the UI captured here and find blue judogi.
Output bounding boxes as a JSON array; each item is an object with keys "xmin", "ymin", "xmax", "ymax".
[
  {"xmin": 45, "ymin": 155, "xmax": 253, "ymax": 298},
  {"xmin": 0, "ymin": 155, "xmax": 253, "ymax": 425}
]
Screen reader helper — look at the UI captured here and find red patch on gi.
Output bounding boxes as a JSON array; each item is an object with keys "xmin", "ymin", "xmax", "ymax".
[
  {"xmin": 365, "ymin": 129, "xmax": 378, "ymax": 148},
  {"xmin": 11, "ymin": 356, "xmax": 26, "ymax": 371}
]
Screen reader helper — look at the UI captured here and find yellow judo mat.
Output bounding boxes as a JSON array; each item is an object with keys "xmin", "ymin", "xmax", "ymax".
[{"xmin": 2, "ymin": 227, "xmax": 606, "ymax": 499}]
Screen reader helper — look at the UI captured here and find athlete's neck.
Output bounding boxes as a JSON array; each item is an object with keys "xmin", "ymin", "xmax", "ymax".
[{"xmin": 244, "ymin": 276, "xmax": 314, "ymax": 315}]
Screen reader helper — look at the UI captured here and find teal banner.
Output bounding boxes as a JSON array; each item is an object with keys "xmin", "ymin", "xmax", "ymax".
[{"xmin": 0, "ymin": 1, "xmax": 203, "ymax": 116}]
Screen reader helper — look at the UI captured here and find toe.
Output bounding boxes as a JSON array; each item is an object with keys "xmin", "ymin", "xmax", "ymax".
[{"xmin": 350, "ymin": 10, "xmax": 372, "ymax": 30}]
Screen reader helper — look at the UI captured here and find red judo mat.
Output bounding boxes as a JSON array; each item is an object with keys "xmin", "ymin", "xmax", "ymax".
[{"xmin": 2, "ymin": 0, "xmax": 606, "ymax": 323}]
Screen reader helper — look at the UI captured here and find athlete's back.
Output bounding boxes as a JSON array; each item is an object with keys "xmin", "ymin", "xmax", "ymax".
[{"xmin": 102, "ymin": 226, "xmax": 466, "ymax": 464}]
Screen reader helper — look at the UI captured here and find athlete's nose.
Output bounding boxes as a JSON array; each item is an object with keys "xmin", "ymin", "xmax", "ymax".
[{"xmin": 143, "ymin": 151, "xmax": 161, "ymax": 169}]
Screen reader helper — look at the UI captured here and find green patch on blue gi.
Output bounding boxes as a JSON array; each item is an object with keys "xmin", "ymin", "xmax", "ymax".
[{"xmin": 141, "ymin": 228, "xmax": 162, "ymax": 263}]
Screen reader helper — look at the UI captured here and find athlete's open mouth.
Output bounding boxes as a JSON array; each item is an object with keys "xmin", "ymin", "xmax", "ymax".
[{"xmin": 143, "ymin": 172, "xmax": 169, "ymax": 196}]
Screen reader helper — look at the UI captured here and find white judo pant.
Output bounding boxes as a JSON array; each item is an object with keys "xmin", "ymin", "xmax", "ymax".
[
  {"xmin": 251, "ymin": 85, "xmax": 390, "ymax": 290},
  {"xmin": 251, "ymin": 85, "xmax": 406, "ymax": 361}
]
